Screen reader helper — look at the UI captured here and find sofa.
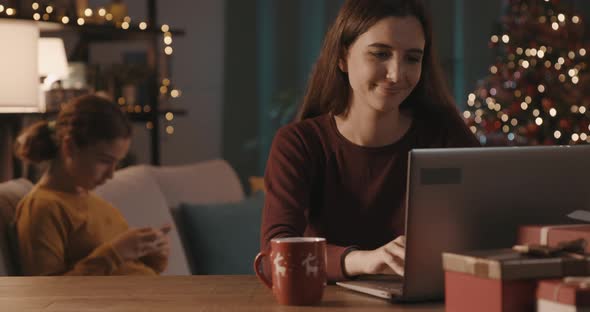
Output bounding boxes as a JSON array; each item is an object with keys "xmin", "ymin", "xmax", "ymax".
[{"xmin": 0, "ymin": 159, "xmax": 257, "ymax": 276}]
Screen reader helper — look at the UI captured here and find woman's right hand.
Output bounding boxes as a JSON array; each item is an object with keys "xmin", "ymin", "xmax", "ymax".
[
  {"xmin": 344, "ymin": 236, "xmax": 406, "ymax": 277},
  {"xmin": 110, "ymin": 227, "xmax": 169, "ymax": 261}
]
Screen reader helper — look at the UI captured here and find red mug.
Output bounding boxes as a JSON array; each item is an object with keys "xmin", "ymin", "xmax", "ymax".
[{"xmin": 254, "ymin": 237, "xmax": 327, "ymax": 305}]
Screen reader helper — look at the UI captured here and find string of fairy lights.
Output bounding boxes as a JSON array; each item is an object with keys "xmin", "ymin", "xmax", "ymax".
[
  {"xmin": 0, "ymin": 2, "xmax": 181, "ymax": 136},
  {"xmin": 0, "ymin": 4, "xmax": 15, "ymax": 16},
  {"xmin": 463, "ymin": 0, "xmax": 589, "ymax": 146}
]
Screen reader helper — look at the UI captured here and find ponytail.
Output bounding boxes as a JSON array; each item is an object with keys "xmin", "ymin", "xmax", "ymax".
[{"xmin": 14, "ymin": 120, "xmax": 58, "ymax": 164}]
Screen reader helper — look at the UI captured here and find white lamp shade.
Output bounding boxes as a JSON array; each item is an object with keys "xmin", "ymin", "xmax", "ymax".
[
  {"xmin": 0, "ymin": 20, "xmax": 39, "ymax": 112},
  {"xmin": 38, "ymin": 37, "xmax": 69, "ymax": 79}
]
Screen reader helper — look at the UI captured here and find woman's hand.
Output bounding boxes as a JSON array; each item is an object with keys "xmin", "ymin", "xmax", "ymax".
[
  {"xmin": 111, "ymin": 227, "xmax": 169, "ymax": 261},
  {"xmin": 344, "ymin": 235, "xmax": 406, "ymax": 277}
]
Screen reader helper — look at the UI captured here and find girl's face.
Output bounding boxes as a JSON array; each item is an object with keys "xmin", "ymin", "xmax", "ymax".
[
  {"xmin": 63, "ymin": 137, "xmax": 131, "ymax": 191},
  {"xmin": 340, "ymin": 16, "xmax": 425, "ymax": 115}
]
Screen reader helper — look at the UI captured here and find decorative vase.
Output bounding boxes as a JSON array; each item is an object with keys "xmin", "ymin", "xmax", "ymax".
[
  {"xmin": 75, "ymin": 0, "xmax": 88, "ymax": 18},
  {"xmin": 108, "ymin": 0, "xmax": 127, "ymax": 25}
]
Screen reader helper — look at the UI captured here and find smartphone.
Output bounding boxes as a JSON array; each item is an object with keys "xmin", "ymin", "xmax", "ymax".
[{"xmin": 159, "ymin": 223, "xmax": 173, "ymax": 235}]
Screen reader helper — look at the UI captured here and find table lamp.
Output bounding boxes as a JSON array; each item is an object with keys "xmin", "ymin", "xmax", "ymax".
[
  {"xmin": 0, "ymin": 20, "xmax": 40, "ymax": 113},
  {"xmin": 38, "ymin": 37, "xmax": 69, "ymax": 91}
]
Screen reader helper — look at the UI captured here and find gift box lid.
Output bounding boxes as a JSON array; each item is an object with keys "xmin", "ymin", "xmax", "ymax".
[
  {"xmin": 537, "ymin": 278, "xmax": 590, "ymax": 307},
  {"xmin": 442, "ymin": 249, "xmax": 590, "ymax": 280},
  {"xmin": 519, "ymin": 224, "xmax": 590, "ymax": 246}
]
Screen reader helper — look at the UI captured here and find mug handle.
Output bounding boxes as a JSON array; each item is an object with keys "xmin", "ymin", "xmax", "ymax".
[{"xmin": 254, "ymin": 252, "xmax": 272, "ymax": 289}]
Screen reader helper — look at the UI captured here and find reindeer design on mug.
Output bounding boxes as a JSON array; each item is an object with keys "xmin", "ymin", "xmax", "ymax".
[
  {"xmin": 301, "ymin": 253, "xmax": 319, "ymax": 277},
  {"xmin": 273, "ymin": 252, "xmax": 287, "ymax": 277}
]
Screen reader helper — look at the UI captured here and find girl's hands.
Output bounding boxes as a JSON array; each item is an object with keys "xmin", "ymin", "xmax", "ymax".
[{"xmin": 111, "ymin": 227, "xmax": 170, "ymax": 261}]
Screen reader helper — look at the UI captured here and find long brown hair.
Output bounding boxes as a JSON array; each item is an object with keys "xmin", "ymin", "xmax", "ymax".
[
  {"xmin": 15, "ymin": 94, "xmax": 132, "ymax": 164},
  {"xmin": 297, "ymin": 0, "xmax": 468, "ymax": 133}
]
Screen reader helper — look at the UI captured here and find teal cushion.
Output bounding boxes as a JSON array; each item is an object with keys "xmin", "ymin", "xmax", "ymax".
[{"xmin": 177, "ymin": 192, "xmax": 264, "ymax": 275}]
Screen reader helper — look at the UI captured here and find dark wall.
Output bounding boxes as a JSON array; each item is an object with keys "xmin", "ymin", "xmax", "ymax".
[{"xmin": 223, "ymin": 0, "xmax": 259, "ymax": 188}]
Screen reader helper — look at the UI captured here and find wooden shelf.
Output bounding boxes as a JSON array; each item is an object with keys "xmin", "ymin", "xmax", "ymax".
[
  {"xmin": 0, "ymin": 17, "xmax": 184, "ymax": 41},
  {"xmin": 39, "ymin": 21, "xmax": 185, "ymax": 41},
  {"xmin": 127, "ymin": 109, "xmax": 188, "ymax": 122},
  {"xmin": 0, "ymin": 109, "xmax": 186, "ymax": 121}
]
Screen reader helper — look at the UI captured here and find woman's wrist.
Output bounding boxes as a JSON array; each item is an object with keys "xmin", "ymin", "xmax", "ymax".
[{"xmin": 343, "ymin": 250, "xmax": 367, "ymax": 277}]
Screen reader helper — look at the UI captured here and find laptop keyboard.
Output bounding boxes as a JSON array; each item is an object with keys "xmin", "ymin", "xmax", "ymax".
[
  {"xmin": 337, "ymin": 275, "xmax": 405, "ymax": 300},
  {"xmin": 357, "ymin": 280, "xmax": 403, "ymax": 294}
]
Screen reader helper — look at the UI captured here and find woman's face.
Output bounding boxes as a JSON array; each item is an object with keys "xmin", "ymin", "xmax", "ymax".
[
  {"xmin": 63, "ymin": 137, "xmax": 131, "ymax": 191},
  {"xmin": 340, "ymin": 16, "xmax": 425, "ymax": 115}
]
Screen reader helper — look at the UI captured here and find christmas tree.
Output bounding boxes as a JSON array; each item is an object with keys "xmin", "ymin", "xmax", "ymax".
[{"xmin": 464, "ymin": 0, "xmax": 590, "ymax": 146}]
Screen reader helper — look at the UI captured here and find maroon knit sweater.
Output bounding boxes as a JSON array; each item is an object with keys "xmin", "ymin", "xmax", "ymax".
[{"xmin": 260, "ymin": 113, "xmax": 479, "ymax": 281}]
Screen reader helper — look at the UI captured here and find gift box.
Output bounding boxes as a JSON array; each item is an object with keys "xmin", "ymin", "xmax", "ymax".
[
  {"xmin": 518, "ymin": 225, "xmax": 590, "ymax": 253},
  {"xmin": 443, "ymin": 249, "xmax": 590, "ymax": 312},
  {"xmin": 537, "ymin": 278, "xmax": 590, "ymax": 312}
]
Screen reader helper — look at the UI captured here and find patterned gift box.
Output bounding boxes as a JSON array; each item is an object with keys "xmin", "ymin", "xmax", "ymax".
[
  {"xmin": 443, "ymin": 249, "xmax": 590, "ymax": 312},
  {"xmin": 537, "ymin": 277, "xmax": 590, "ymax": 312}
]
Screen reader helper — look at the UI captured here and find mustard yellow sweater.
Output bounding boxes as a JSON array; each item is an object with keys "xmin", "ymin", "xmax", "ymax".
[{"xmin": 15, "ymin": 186, "xmax": 167, "ymax": 276}]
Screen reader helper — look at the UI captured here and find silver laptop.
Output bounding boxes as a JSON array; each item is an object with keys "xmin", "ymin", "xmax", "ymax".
[{"xmin": 337, "ymin": 145, "xmax": 590, "ymax": 302}]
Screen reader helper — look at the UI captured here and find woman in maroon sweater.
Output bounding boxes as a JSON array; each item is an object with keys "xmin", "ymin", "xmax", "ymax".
[{"xmin": 261, "ymin": 0, "xmax": 479, "ymax": 282}]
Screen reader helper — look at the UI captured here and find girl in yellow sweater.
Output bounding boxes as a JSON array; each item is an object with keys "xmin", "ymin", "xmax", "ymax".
[{"xmin": 14, "ymin": 95, "xmax": 170, "ymax": 276}]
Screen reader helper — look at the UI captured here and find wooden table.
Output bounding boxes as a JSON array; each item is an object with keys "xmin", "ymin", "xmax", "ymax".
[{"xmin": 0, "ymin": 275, "xmax": 444, "ymax": 311}]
